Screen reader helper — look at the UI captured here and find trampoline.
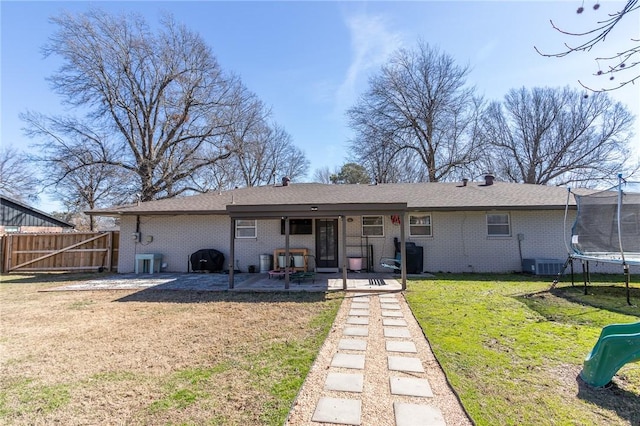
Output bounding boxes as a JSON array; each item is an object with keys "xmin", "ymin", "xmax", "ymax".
[{"xmin": 562, "ymin": 174, "xmax": 640, "ymax": 304}]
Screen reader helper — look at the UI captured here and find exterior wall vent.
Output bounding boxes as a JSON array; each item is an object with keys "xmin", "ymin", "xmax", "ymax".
[{"xmin": 522, "ymin": 258, "xmax": 564, "ymax": 275}]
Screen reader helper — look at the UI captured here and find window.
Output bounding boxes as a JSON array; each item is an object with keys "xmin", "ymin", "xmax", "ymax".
[
  {"xmin": 616, "ymin": 212, "xmax": 639, "ymax": 235},
  {"xmin": 4, "ymin": 226, "xmax": 19, "ymax": 233},
  {"xmin": 280, "ymin": 218, "xmax": 313, "ymax": 235},
  {"xmin": 362, "ymin": 215, "xmax": 384, "ymax": 236},
  {"xmin": 235, "ymin": 220, "xmax": 256, "ymax": 238},
  {"xmin": 487, "ymin": 213, "xmax": 510, "ymax": 236},
  {"xmin": 409, "ymin": 214, "xmax": 432, "ymax": 237}
]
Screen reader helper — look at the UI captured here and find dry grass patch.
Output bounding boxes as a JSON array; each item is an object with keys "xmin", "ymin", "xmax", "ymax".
[{"xmin": 0, "ymin": 274, "xmax": 341, "ymax": 425}]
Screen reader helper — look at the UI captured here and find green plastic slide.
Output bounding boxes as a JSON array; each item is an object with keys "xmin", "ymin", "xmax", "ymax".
[{"xmin": 580, "ymin": 321, "xmax": 640, "ymax": 387}]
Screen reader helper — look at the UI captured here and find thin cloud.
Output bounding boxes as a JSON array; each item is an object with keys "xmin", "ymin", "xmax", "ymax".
[{"xmin": 335, "ymin": 13, "xmax": 404, "ymax": 114}]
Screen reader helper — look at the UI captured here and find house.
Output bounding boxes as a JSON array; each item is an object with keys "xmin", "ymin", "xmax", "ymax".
[
  {"xmin": 0, "ymin": 195, "xmax": 74, "ymax": 234},
  {"xmin": 87, "ymin": 175, "xmax": 600, "ymax": 288}
]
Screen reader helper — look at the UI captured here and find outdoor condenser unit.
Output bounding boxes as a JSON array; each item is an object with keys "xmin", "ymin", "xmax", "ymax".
[{"xmin": 522, "ymin": 258, "xmax": 564, "ymax": 276}]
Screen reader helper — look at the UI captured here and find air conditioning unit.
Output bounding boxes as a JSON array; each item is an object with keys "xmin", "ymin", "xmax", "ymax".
[{"xmin": 522, "ymin": 258, "xmax": 564, "ymax": 276}]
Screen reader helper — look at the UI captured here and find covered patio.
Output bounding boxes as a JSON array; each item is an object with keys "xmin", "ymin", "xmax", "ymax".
[{"xmin": 226, "ymin": 201, "xmax": 410, "ymax": 291}]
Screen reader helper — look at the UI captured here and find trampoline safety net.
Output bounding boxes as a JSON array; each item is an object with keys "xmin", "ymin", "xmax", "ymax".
[{"xmin": 570, "ymin": 180, "xmax": 640, "ymax": 265}]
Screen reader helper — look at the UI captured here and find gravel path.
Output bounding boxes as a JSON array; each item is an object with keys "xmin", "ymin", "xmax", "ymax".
[{"xmin": 286, "ymin": 292, "xmax": 473, "ymax": 425}]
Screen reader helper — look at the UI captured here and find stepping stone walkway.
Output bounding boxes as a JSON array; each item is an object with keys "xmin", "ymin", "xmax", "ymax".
[{"xmin": 286, "ymin": 292, "xmax": 472, "ymax": 426}]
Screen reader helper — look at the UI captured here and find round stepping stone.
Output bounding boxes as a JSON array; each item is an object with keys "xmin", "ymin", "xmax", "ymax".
[{"xmin": 312, "ymin": 397, "xmax": 362, "ymax": 425}]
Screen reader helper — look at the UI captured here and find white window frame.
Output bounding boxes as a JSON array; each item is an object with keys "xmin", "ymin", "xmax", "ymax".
[
  {"xmin": 486, "ymin": 213, "xmax": 511, "ymax": 237},
  {"xmin": 362, "ymin": 215, "xmax": 384, "ymax": 237},
  {"xmin": 409, "ymin": 213, "xmax": 432, "ymax": 237},
  {"xmin": 235, "ymin": 219, "xmax": 257, "ymax": 239}
]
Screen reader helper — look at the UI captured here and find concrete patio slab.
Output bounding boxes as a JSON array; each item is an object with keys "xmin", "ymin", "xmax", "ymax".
[
  {"xmin": 348, "ymin": 309, "xmax": 370, "ymax": 317},
  {"xmin": 312, "ymin": 397, "xmax": 362, "ymax": 425},
  {"xmin": 388, "ymin": 356, "xmax": 425, "ymax": 373},
  {"xmin": 331, "ymin": 353, "xmax": 366, "ymax": 369},
  {"xmin": 394, "ymin": 402, "xmax": 445, "ymax": 426},
  {"xmin": 385, "ymin": 340, "xmax": 417, "ymax": 353},
  {"xmin": 338, "ymin": 338, "xmax": 368, "ymax": 351},
  {"xmin": 390, "ymin": 377, "xmax": 433, "ymax": 397},
  {"xmin": 50, "ymin": 272, "xmax": 405, "ymax": 293},
  {"xmin": 381, "ymin": 311, "xmax": 403, "ymax": 318},
  {"xmin": 325, "ymin": 372, "xmax": 364, "ymax": 393}
]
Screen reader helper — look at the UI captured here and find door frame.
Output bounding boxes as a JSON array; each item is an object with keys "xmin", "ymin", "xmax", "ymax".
[{"xmin": 315, "ymin": 218, "xmax": 339, "ymax": 272}]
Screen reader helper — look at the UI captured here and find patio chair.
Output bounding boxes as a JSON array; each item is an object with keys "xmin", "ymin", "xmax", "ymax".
[{"xmin": 380, "ymin": 254, "xmax": 401, "ymax": 272}]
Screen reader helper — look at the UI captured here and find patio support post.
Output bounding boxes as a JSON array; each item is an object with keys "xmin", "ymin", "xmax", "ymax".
[
  {"xmin": 341, "ymin": 215, "xmax": 347, "ymax": 290},
  {"xmin": 284, "ymin": 217, "xmax": 290, "ymax": 290},
  {"xmin": 229, "ymin": 218, "xmax": 235, "ymax": 289},
  {"xmin": 400, "ymin": 212, "xmax": 407, "ymax": 290}
]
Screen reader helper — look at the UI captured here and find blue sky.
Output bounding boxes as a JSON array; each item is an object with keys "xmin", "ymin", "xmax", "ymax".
[{"xmin": 1, "ymin": 1, "xmax": 639, "ymax": 212}]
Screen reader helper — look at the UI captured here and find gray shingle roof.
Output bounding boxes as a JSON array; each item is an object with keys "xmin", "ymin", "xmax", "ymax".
[{"xmin": 87, "ymin": 181, "xmax": 577, "ymax": 216}]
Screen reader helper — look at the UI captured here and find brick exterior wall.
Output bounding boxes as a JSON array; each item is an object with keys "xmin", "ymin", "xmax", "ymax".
[{"xmin": 117, "ymin": 210, "xmax": 627, "ymax": 274}]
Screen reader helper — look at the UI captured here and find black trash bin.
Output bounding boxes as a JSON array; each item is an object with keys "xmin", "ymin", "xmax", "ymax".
[{"xmin": 393, "ymin": 238, "xmax": 424, "ymax": 274}]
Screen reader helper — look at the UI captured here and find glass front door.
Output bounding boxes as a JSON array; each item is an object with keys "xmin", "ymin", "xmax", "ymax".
[{"xmin": 315, "ymin": 219, "xmax": 338, "ymax": 270}]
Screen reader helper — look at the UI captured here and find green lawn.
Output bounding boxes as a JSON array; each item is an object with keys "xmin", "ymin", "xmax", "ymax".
[{"xmin": 405, "ymin": 273, "xmax": 640, "ymax": 426}]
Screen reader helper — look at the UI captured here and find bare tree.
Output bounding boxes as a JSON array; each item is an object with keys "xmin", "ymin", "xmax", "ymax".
[
  {"xmin": 0, "ymin": 147, "xmax": 40, "ymax": 202},
  {"xmin": 347, "ymin": 41, "xmax": 484, "ymax": 183},
  {"xmin": 480, "ymin": 86, "xmax": 635, "ymax": 186},
  {"xmin": 232, "ymin": 122, "xmax": 308, "ymax": 187},
  {"xmin": 312, "ymin": 166, "xmax": 337, "ymax": 184},
  {"xmin": 348, "ymin": 129, "xmax": 432, "ymax": 184},
  {"xmin": 24, "ymin": 9, "xmax": 275, "ymax": 202},
  {"xmin": 22, "ymin": 113, "xmax": 134, "ymax": 229},
  {"xmin": 535, "ymin": 0, "xmax": 640, "ymax": 91}
]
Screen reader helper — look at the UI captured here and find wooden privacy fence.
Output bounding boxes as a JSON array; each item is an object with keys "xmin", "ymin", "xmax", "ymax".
[{"xmin": 1, "ymin": 231, "xmax": 119, "ymax": 273}]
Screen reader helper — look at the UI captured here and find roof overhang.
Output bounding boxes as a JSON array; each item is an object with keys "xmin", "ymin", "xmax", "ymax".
[{"xmin": 226, "ymin": 202, "xmax": 408, "ymax": 219}]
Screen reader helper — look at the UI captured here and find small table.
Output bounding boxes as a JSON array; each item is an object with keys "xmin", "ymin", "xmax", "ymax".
[
  {"xmin": 135, "ymin": 253, "xmax": 163, "ymax": 274},
  {"xmin": 268, "ymin": 269, "xmax": 286, "ymax": 279}
]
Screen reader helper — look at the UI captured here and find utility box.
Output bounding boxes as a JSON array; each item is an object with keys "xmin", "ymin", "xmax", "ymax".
[{"xmin": 522, "ymin": 258, "xmax": 564, "ymax": 276}]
